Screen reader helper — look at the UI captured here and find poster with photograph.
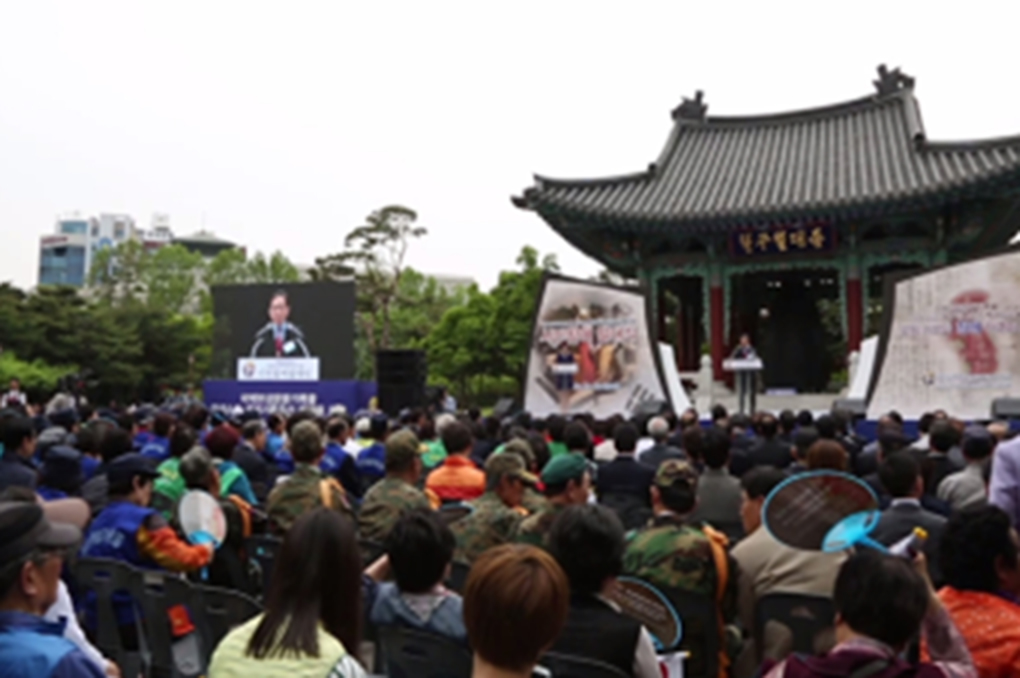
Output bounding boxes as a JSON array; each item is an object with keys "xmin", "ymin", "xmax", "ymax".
[
  {"xmin": 523, "ymin": 276, "xmax": 669, "ymax": 418},
  {"xmin": 867, "ymin": 248, "xmax": 1020, "ymax": 420}
]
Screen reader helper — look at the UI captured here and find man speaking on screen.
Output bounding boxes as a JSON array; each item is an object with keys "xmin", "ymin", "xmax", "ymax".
[{"xmin": 250, "ymin": 290, "xmax": 312, "ymax": 358}]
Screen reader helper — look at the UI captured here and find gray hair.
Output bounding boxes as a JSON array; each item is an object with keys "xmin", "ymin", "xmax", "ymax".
[{"xmin": 648, "ymin": 416, "xmax": 670, "ymax": 440}]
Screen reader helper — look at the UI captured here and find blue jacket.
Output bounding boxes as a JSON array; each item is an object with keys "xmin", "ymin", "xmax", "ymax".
[
  {"xmin": 272, "ymin": 449, "xmax": 295, "ymax": 475},
  {"xmin": 81, "ymin": 456, "xmax": 100, "ymax": 482},
  {"xmin": 0, "ymin": 612, "xmax": 105, "ymax": 678},
  {"xmin": 139, "ymin": 436, "xmax": 171, "ymax": 463},
  {"xmin": 79, "ymin": 500, "xmax": 157, "ymax": 626},
  {"xmin": 36, "ymin": 487, "xmax": 68, "ymax": 502},
  {"xmin": 266, "ymin": 432, "xmax": 285, "ymax": 456},
  {"xmin": 0, "ymin": 455, "xmax": 37, "ymax": 494},
  {"xmin": 133, "ymin": 431, "xmax": 153, "ymax": 452},
  {"xmin": 321, "ymin": 442, "xmax": 361, "ymax": 498},
  {"xmin": 356, "ymin": 442, "xmax": 386, "ymax": 487},
  {"xmin": 369, "ymin": 583, "xmax": 467, "ymax": 644}
]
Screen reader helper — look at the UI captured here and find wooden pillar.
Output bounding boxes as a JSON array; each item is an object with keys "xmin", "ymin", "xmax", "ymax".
[
  {"xmin": 846, "ymin": 258, "xmax": 863, "ymax": 351},
  {"xmin": 710, "ymin": 279, "xmax": 725, "ymax": 381}
]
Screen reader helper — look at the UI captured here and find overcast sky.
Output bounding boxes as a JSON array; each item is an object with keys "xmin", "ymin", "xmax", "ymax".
[{"xmin": 1, "ymin": 1, "xmax": 1017, "ymax": 291}]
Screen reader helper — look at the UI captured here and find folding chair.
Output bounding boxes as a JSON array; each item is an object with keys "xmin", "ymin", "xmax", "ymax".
[
  {"xmin": 538, "ymin": 652, "xmax": 630, "ymax": 678},
  {"xmin": 73, "ymin": 558, "xmax": 145, "ymax": 678},
  {"xmin": 244, "ymin": 534, "xmax": 281, "ymax": 597},
  {"xmin": 378, "ymin": 625, "xmax": 473, "ymax": 678},
  {"xmin": 130, "ymin": 569, "xmax": 204, "ymax": 678},
  {"xmin": 754, "ymin": 592, "xmax": 835, "ymax": 662},
  {"xmin": 191, "ymin": 583, "xmax": 262, "ymax": 656},
  {"xmin": 445, "ymin": 561, "xmax": 470, "ymax": 593},
  {"xmin": 610, "ymin": 576, "xmax": 719, "ymax": 678}
]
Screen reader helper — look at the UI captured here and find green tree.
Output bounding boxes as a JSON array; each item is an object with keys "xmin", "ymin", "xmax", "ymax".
[
  {"xmin": 314, "ymin": 205, "xmax": 425, "ymax": 353},
  {"xmin": 88, "ymin": 240, "xmax": 149, "ymax": 303},
  {"xmin": 143, "ymin": 244, "xmax": 205, "ymax": 315},
  {"xmin": 201, "ymin": 248, "xmax": 301, "ymax": 313},
  {"xmin": 247, "ymin": 250, "xmax": 301, "ymax": 283},
  {"xmin": 426, "ymin": 246, "xmax": 559, "ymax": 404},
  {"xmin": 203, "ymin": 247, "xmax": 250, "ymax": 287}
]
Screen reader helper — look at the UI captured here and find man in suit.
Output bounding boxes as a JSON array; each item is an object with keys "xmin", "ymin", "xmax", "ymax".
[
  {"xmin": 748, "ymin": 414, "xmax": 792, "ymax": 470},
  {"xmin": 689, "ymin": 426, "xmax": 743, "ymax": 541},
  {"xmin": 853, "ymin": 412, "xmax": 905, "ymax": 477},
  {"xmin": 938, "ymin": 425, "xmax": 993, "ymax": 512},
  {"xmin": 727, "ymin": 415, "xmax": 757, "ymax": 478},
  {"xmin": 731, "ymin": 333, "xmax": 758, "ymax": 413},
  {"xmin": 596, "ymin": 422, "xmax": 655, "ymax": 530},
  {"xmin": 731, "ymin": 468, "xmax": 847, "ymax": 676},
  {"xmin": 249, "ymin": 290, "xmax": 312, "ymax": 358},
  {"xmin": 925, "ymin": 419, "xmax": 964, "ymax": 495},
  {"xmin": 638, "ymin": 416, "xmax": 684, "ymax": 469},
  {"xmin": 0, "ymin": 416, "xmax": 38, "ymax": 493},
  {"xmin": 870, "ymin": 452, "xmax": 947, "ymax": 586}
]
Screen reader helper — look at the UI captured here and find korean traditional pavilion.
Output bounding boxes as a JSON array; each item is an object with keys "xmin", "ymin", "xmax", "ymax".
[{"xmin": 514, "ymin": 66, "xmax": 1020, "ymax": 392}]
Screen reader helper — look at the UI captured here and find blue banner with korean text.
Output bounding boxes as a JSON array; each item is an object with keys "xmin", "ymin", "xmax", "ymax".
[
  {"xmin": 729, "ymin": 222, "xmax": 837, "ymax": 258},
  {"xmin": 203, "ymin": 380, "xmax": 377, "ymax": 416}
]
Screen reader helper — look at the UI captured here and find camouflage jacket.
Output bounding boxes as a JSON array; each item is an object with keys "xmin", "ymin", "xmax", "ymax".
[
  {"xmin": 515, "ymin": 502, "xmax": 567, "ymax": 548},
  {"xmin": 521, "ymin": 488, "xmax": 550, "ymax": 515},
  {"xmin": 357, "ymin": 476, "xmax": 432, "ymax": 543},
  {"xmin": 450, "ymin": 492, "xmax": 524, "ymax": 564},
  {"xmin": 622, "ymin": 513, "xmax": 737, "ymax": 621},
  {"xmin": 267, "ymin": 463, "xmax": 352, "ymax": 535}
]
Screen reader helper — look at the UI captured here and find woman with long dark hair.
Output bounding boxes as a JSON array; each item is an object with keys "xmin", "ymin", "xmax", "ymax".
[{"xmin": 209, "ymin": 508, "xmax": 366, "ymax": 678}]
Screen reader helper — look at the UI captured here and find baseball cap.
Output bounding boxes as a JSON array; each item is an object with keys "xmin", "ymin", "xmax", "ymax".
[
  {"xmin": 962, "ymin": 425, "xmax": 995, "ymax": 458},
  {"xmin": 654, "ymin": 459, "xmax": 699, "ymax": 491},
  {"xmin": 41, "ymin": 445, "xmax": 83, "ymax": 488},
  {"xmin": 485, "ymin": 452, "xmax": 539, "ymax": 486},
  {"xmin": 541, "ymin": 452, "xmax": 589, "ymax": 486},
  {"xmin": 0, "ymin": 502, "xmax": 81, "ymax": 565},
  {"xmin": 503, "ymin": 438, "xmax": 536, "ymax": 468},
  {"xmin": 385, "ymin": 429, "xmax": 423, "ymax": 467},
  {"xmin": 107, "ymin": 453, "xmax": 161, "ymax": 486}
]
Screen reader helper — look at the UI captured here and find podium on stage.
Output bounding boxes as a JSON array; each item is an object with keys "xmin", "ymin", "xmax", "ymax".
[{"xmin": 723, "ymin": 357, "xmax": 763, "ymax": 414}]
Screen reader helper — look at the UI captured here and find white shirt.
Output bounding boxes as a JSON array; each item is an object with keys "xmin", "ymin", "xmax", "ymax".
[
  {"xmin": 594, "ymin": 439, "xmax": 618, "ymax": 462},
  {"xmin": 45, "ymin": 580, "xmax": 111, "ymax": 674}
]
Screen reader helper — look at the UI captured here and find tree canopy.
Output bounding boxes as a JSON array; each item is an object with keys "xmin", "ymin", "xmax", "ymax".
[{"xmin": 3, "ymin": 210, "xmax": 564, "ymax": 407}]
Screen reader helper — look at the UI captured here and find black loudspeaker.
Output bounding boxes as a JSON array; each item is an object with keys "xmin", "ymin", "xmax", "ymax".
[
  {"xmin": 991, "ymin": 398, "xmax": 1020, "ymax": 419},
  {"xmin": 832, "ymin": 398, "xmax": 867, "ymax": 419},
  {"xmin": 633, "ymin": 399, "xmax": 670, "ymax": 419},
  {"xmin": 376, "ymin": 350, "xmax": 427, "ymax": 416}
]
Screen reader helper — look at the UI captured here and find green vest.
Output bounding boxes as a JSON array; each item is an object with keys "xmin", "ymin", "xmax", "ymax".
[{"xmin": 154, "ymin": 458, "xmax": 185, "ymax": 503}]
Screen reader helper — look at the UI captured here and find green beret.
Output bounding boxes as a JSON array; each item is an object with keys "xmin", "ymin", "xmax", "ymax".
[{"xmin": 541, "ymin": 452, "xmax": 589, "ymax": 485}]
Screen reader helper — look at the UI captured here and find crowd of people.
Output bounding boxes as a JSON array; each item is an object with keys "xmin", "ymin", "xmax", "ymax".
[{"xmin": 0, "ymin": 381, "xmax": 1019, "ymax": 677}]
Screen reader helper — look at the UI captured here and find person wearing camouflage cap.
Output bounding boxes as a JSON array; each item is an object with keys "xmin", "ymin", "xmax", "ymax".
[
  {"xmin": 516, "ymin": 452, "xmax": 591, "ymax": 549},
  {"xmin": 622, "ymin": 459, "xmax": 736, "ymax": 677},
  {"xmin": 503, "ymin": 438, "xmax": 549, "ymax": 515},
  {"xmin": 450, "ymin": 451, "xmax": 539, "ymax": 564},
  {"xmin": 267, "ymin": 420, "xmax": 352, "ymax": 536},
  {"xmin": 357, "ymin": 429, "xmax": 435, "ymax": 544}
]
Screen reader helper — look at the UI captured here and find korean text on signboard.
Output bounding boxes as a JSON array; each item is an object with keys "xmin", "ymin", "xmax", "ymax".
[{"xmin": 730, "ymin": 223, "xmax": 836, "ymax": 258}]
